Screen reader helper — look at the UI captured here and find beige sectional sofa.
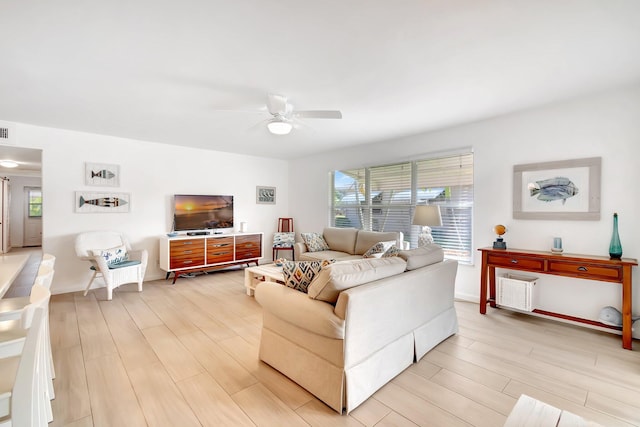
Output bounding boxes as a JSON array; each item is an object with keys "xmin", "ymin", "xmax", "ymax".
[
  {"xmin": 255, "ymin": 244, "xmax": 458, "ymax": 414},
  {"xmin": 294, "ymin": 227, "xmax": 405, "ymax": 261}
]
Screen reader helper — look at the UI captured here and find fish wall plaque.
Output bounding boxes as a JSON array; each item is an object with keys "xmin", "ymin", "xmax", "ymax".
[
  {"xmin": 85, "ymin": 162, "xmax": 120, "ymax": 187},
  {"xmin": 75, "ymin": 191, "xmax": 130, "ymax": 213}
]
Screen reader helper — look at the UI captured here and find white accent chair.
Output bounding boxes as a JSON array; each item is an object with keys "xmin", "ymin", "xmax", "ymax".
[
  {"xmin": 75, "ymin": 231, "xmax": 148, "ymax": 301},
  {"xmin": 0, "ymin": 286, "xmax": 52, "ymax": 426}
]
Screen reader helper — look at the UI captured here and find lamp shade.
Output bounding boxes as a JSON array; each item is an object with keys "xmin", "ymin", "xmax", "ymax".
[
  {"xmin": 412, "ymin": 205, "xmax": 442, "ymax": 227},
  {"xmin": 267, "ymin": 119, "xmax": 293, "ymax": 135}
]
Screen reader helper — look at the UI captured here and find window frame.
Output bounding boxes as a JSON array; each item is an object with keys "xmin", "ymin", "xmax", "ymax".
[{"xmin": 331, "ymin": 151, "xmax": 474, "ymax": 264}]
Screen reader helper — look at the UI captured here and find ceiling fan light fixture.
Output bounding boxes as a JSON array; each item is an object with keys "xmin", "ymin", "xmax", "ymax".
[
  {"xmin": 0, "ymin": 160, "xmax": 18, "ymax": 168},
  {"xmin": 267, "ymin": 119, "xmax": 293, "ymax": 135}
]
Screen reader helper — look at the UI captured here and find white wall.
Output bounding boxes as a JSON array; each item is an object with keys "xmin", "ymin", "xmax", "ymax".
[
  {"xmin": 10, "ymin": 124, "xmax": 290, "ymax": 294},
  {"xmin": 289, "ymin": 84, "xmax": 640, "ymax": 322},
  {"xmin": 6, "ymin": 175, "xmax": 42, "ymax": 247}
]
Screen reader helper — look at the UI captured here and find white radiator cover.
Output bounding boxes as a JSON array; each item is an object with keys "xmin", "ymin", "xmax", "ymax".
[{"xmin": 497, "ymin": 273, "xmax": 537, "ymax": 312}]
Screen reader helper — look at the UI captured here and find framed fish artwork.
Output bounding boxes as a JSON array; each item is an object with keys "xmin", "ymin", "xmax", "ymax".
[
  {"xmin": 513, "ymin": 157, "xmax": 601, "ymax": 220},
  {"xmin": 85, "ymin": 162, "xmax": 120, "ymax": 187},
  {"xmin": 75, "ymin": 191, "xmax": 130, "ymax": 213}
]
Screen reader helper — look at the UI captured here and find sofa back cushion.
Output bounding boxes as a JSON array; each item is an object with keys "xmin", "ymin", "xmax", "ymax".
[
  {"xmin": 398, "ymin": 244, "xmax": 444, "ymax": 270},
  {"xmin": 323, "ymin": 227, "xmax": 358, "ymax": 254},
  {"xmin": 308, "ymin": 257, "xmax": 407, "ymax": 303},
  {"xmin": 354, "ymin": 231, "xmax": 402, "ymax": 255}
]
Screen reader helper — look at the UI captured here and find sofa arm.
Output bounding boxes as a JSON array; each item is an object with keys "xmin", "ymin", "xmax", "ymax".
[
  {"xmin": 255, "ymin": 281, "xmax": 345, "ymax": 339},
  {"xmin": 293, "ymin": 242, "xmax": 308, "ymax": 259}
]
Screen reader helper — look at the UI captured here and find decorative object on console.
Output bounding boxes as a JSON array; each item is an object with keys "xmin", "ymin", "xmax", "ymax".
[
  {"xmin": 551, "ymin": 237, "xmax": 563, "ymax": 253},
  {"xmin": 609, "ymin": 212, "xmax": 623, "ymax": 259},
  {"xmin": 412, "ymin": 205, "xmax": 442, "ymax": 247},
  {"xmin": 256, "ymin": 186, "xmax": 276, "ymax": 204},
  {"xmin": 75, "ymin": 191, "xmax": 130, "ymax": 213},
  {"xmin": 492, "ymin": 224, "xmax": 507, "ymax": 249},
  {"xmin": 85, "ymin": 162, "xmax": 120, "ymax": 187},
  {"xmin": 513, "ymin": 157, "xmax": 601, "ymax": 220}
]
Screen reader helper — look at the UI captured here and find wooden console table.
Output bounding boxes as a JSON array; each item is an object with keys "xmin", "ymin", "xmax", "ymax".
[{"xmin": 478, "ymin": 247, "xmax": 638, "ymax": 350}]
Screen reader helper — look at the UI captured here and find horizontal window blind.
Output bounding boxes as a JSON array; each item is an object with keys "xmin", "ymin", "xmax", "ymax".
[{"xmin": 331, "ymin": 152, "xmax": 473, "ymax": 264}]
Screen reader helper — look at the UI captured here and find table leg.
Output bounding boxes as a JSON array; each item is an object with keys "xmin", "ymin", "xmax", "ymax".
[
  {"xmin": 622, "ymin": 265, "xmax": 633, "ymax": 350},
  {"xmin": 480, "ymin": 251, "xmax": 488, "ymax": 314},
  {"xmin": 488, "ymin": 266, "xmax": 497, "ymax": 308},
  {"xmin": 244, "ymin": 269, "xmax": 254, "ymax": 296}
]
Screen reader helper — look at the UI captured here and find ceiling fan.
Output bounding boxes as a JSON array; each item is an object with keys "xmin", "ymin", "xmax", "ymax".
[{"xmin": 262, "ymin": 94, "xmax": 342, "ymax": 135}]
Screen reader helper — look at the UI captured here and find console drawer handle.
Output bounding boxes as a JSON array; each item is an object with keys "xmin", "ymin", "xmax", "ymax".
[
  {"xmin": 183, "ymin": 242, "xmax": 193, "ymax": 245},
  {"xmin": 510, "ymin": 259, "xmax": 518, "ymax": 264},
  {"xmin": 184, "ymin": 250, "xmax": 192, "ymax": 254},
  {"xmin": 577, "ymin": 266, "xmax": 588, "ymax": 272},
  {"xmin": 183, "ymin": 260, "xmax": 193, "ymax": 264}
]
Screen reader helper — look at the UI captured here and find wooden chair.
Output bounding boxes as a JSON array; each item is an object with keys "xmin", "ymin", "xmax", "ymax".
[{"xmin": 272, "ymin": 218, "xmax": 295, "ymax": 261}]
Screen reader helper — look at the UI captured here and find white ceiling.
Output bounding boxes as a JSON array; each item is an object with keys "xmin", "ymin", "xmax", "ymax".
[{"xmin": 1, "ymin": 1, "xmax": 640, "ymax": 161}]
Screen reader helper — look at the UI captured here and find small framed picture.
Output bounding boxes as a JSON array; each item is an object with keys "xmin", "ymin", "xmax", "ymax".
[
  {"xmin": 75, "ymin": 191, "xmax": 130, "ymax": 213},
  {"xmin": 256, "ymin": 186, "xmax": 276, "ymax": 204},
  {"xmin": 85, "ymin": 162, "xmax": 120, "ymax": 187}
]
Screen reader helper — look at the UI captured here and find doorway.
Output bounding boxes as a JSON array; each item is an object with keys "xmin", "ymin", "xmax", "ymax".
[
  {"xmin": 0, "ymin": 146, "xmax": 43, "ymax": 250},
  {"xmin": 23, "ymin": 186, "xmax": 42, "ymax": 246}
]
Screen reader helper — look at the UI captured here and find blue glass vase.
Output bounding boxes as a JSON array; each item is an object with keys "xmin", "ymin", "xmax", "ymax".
[{"xmin": 609, "ymin": 213, "xmax": 623, "ymax": 260}]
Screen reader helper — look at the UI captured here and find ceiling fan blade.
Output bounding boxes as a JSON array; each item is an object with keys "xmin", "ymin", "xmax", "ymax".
[
  {"xmin": 267, "ymin": 94, "xmax": 288, "ymax": 115},
  {"xmin": 294, "ymin": 110, "xmax": 343, "ymax": 119}
]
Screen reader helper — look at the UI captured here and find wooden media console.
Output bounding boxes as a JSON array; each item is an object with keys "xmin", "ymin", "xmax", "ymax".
[{"xmin": 159, "ymin": 233, "xmax": 263, "ymax": 283}]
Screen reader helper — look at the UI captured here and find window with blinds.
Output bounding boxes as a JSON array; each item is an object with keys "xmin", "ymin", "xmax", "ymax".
[{"xmin": 331, "ymin": 152, "xmax": 473, "ymax": 264}]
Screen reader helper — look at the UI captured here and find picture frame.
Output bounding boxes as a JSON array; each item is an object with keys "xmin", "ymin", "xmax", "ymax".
[
  {"xmin": 256, "ymin": 186, "xmax": 276, "ymax": 204},
  {"xmin": 75, "ymin": 191, "xmax": 130, "ymax": 213},
  {"xmin": 513, "ymin": 157, "xmax": 601, "ymax": 220},
  {"xmin": 85, "ymin": 162, "xmax": 120, "ymax": 187}
]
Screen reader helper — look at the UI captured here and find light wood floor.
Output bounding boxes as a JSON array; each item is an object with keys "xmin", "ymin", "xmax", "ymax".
[{"xmin": 48, "ymin": 269, "xmax": 640, "ymax": 427}]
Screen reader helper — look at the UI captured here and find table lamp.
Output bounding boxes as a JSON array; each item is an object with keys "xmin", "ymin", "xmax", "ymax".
[{"xmin": 412, "ymin": 205, "xmax": 442, "ymax": 247}]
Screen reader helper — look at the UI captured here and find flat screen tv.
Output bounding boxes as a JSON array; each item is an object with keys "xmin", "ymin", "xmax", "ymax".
[{"xmin": 173, "ymin": 194, "xmax": 234, "ymax": 232}]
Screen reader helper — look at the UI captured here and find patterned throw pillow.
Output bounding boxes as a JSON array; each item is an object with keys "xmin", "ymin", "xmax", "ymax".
[
  {"xmin": 282, "ymin": 259, "xmax": 334, "ymax": 293},
  {"xmin": 363, "ymin": 240, "xmax": 396, "ymax": 258},
  {"xmin": 300, "ymin": 232, "xmax": 330, "ymax": 252},
  {"xmin": 382, "ymin": 245, "xmax": 401, "ymax": 257},
  {"xmin": 91, "ymin": 244, "xmax": 129, "ymax": 267}
]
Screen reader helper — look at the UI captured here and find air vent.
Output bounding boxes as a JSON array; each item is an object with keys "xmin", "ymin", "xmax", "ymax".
[{"xmin": 0, "ymin": 121, "xmax": 15, "ymax": 144}]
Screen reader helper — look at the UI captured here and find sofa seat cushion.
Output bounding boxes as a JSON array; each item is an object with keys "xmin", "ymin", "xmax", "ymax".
[
  {"xmin": 398, "ymin": 244, "xmax": 444, "ymax": 270},
  {"xmin": 255, "ymin": 281, "xmax": 345, "ymax": 339},
  {"xmin": 308, "ymin": 257, "xmax": 407, "ymax": 304}
]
